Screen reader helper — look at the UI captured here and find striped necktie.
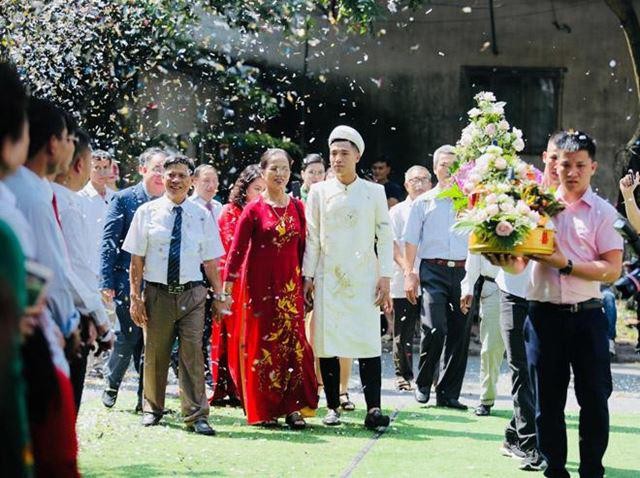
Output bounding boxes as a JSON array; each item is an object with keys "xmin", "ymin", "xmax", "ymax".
[{"xmin": 167, "ymin": 206, "xmax": 182, "ymax": 285}]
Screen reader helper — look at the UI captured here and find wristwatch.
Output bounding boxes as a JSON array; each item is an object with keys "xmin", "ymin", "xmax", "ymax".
[
  {"xmin": 559, "ymin": 259, "xmax": 573, "ymax": 276},
  {"xmin": 213, "ymin": 292, "xmax": 231, "ymax": 302}
]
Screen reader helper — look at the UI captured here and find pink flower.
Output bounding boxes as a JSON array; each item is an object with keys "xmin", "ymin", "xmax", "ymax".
[{"xmin": 495, "ymin": 220, "xmax": 514, "ymax": 237}]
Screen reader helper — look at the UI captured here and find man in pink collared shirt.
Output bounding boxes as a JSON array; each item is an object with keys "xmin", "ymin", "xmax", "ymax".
[{"xmin": 494, "ymin": 131, "xmax": 622, "ymax": 478}]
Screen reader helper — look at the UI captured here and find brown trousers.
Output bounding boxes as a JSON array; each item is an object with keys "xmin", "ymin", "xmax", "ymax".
[{"xmin": 143, "ymin": 284, "xmax": 209, "ymax": 423}]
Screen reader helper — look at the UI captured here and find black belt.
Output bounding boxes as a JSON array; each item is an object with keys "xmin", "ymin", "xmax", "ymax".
[
  {"xmin": 481, "ymin": 275, "xmax": 495, "ymax": 283},
  {"xmin": 530, "ymin": 299, "xmax": 603, "ymax": 314},
  {"xmin": 146, "ymin": 281, "xmax": 203, "ymax": 295}
]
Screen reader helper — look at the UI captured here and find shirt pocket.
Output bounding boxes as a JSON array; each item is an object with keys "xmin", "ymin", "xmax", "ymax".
[{"xmin": 148, "ymin": 224, "xmax": 171, "ymax": 256}]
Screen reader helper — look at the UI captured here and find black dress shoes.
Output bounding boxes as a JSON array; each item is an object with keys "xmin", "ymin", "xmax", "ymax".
[
  {"xmin": 188, "ymin": 418, "xmax": 216, "ymax": 436},
  {"xmin": 414, "ymin": 387, "xmax": 429, "ymax": 404},
  {"xmin": 101, "ymin": 389, "xmax": 117, "ymax": 408},
  {"xmin": 436, "ymin": 398, "xmax": 468, "ymax": 410},
  {"xmin": 364, "ymin": 409, "xmax": 390, "ymax": 430},
  {"xmin": 474, "ymin": 404, "xmax": 491, "ymax": 416},
  {"xmin": 141, "ymin": 413, "xmax": 161, "ymax": 427}
]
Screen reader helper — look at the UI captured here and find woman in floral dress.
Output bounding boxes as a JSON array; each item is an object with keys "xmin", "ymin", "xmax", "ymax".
[{"xmin": 224, "ymin": 149, "xmax": 318, "ymax": 428}]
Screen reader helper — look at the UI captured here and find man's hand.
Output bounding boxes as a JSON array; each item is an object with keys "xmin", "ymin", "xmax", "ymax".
[
  {"xmin": 404, "ymin": 272, "xmax": 419, "ymax": 305},
  {"xmin": 65, "ymin": 326, "xmax": 83, "ymax": 360},
  {"xmin": 484, "ymin": 253, "xmax": 528, "ymax": 274},
  {"xmin": 130, "ymin": 295, "xmax": 148, "ymax": 327},
  {"xmin": 375, "ymin": 277, "xmax": 392, "ymax": 314},
  {"xmin": 101, "ymin": 288, "xmax": 115, "ymax": 304},
  {"xmin": 620, "ymin": 170, "xmax": 640, "ymax": 197},
  {"xmin": 528, "ymin": 246, "xmax": 568, "ymax": 270},
  {"xmin": 82, "ymin": 318, "xmax": 98, "ymax": 350},
  {"xmin": 303, "ymin": 277, "xmax": 314, "ymax": 309},
  {"xmin": 212, "ymin": 293, "xmax": 232, "ymax": 321},
  {"xmin": 460, "ymin": 294, "xmax": 473, "ymax": 314}
]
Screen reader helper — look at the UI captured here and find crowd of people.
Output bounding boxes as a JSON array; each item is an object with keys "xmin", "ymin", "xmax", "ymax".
[{"xmin": 0, "ymin": 58, "xmax": 634, "ymax": 478}]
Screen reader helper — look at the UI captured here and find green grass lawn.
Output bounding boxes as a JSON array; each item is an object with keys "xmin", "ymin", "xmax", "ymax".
[{"xmin": 77, "ymin": 392, "xmax": 640, "ymax": 477}]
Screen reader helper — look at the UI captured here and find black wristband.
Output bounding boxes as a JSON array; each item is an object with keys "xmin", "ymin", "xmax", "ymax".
[{"xmin": 559, "ymin": 259, "xmax": 573, "ymax": 276}]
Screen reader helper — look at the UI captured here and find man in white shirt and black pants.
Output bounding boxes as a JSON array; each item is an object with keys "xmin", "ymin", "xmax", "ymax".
[
  {"xmin": 389, "ymin": 165, "xmax": 431, "ymax": 391},
  {"xmin": 403, "ymin": 145, "xmax": 471, "ymax": 409},
  {"xmin": 124, "ymin": 155, "xmax": 229, "ymax": 435}
]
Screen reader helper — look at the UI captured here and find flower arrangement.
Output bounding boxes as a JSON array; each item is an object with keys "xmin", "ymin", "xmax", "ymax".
[{"xmin": 440, "ymin": 92, "xmax": 564, "ymax": 253}]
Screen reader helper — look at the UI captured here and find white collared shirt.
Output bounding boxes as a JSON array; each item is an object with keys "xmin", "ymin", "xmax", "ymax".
[
  {"xmin": 0, "ymin": 180, "xmax": 35, "ymax": 258},
  {"xmin": 389, "ymin": 197, "xmax": 421, "ymax": 298},
  {"xmin": 4, "ymin": 167, "xmax": 80, "ymax": 337},
  {"xmin": 188, "ymin": 194, "xmax": 223, "ymax": 222},
  {"xmin": 53, "ymin": 184, "xmax": 110, "ymax": 328},
  {"xmin": 123, "ymin": 195, "xmax": 224, "ymax": 284},
  {"xmin": 403, "ymin": 185, "xmax": 469, "ymax": 261},
  {"xmin": 460, "ymin": 252, "xmax": 500, "ymax": 297},
  {"xmin": 78, "ymin": 181, "xmax": 115, "ymax": 274}
]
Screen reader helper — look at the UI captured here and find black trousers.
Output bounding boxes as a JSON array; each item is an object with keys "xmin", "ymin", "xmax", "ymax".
[
  {"xmin": 525, "ymin": 302, "xmax": 611, "ymax": 478},
  {"xmin": 319, "ymin": 356, "xmax": 381, "ymax": 410},
  {"xmin": 392, "ymin": 297, "xmax": 420, "ymax": 381},
  {"xmin": 415, "ymin": 261, "xmax": 471, "ymax": 401},
  {"xmin": 499, "ymin": 292, "xmax": 536, "ymax": 452},
  {"xmin": 69, "ymin": 352, "xmax": 88, "ymax": 412}
]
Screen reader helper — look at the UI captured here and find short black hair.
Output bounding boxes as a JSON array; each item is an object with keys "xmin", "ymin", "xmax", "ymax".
[
  {"xmin": 549, "ymin": 130, "xmax": 597, "ymax": 159},
  {"xmin": 329, "ymin": 138, "xmax": 359, "ymax": 152},
  {"xmin": 194, "ymin": 164, "xmax": 217, "ymax": 178},
  {"xmin": 164, "ymin": 154, "xmax": 195, "ymax": 174},
  {"xmin": 372, "ymin": 156, "xmax": 391, "ymax": 167},
  {"xmin": 138, "ymin": 147, "xmax": 168, "ymax": 167},
  {"xmin": 260, "ymin": 148, "xmax": 293, "ymax": 169},
  {"xmin": 26, "ymin": 97, "xmax": 67, "ymax": 160},
  {"xmin": 0, "ymin": 62, "xmax": 28, "ymax": 145},
  {"xmin": 71, "ymin": 129, "xmax": 91, "ymax": 168},
  {"xmin": 302, "ymin": 153, "xmax": 324, "ymax": 171},
  {"xmin": 92, "ymin": 149, "xmax": 113, "ymax": 164}
]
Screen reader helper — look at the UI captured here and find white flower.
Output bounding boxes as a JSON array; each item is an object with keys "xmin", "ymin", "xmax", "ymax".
[
  {"xmin": 475, "ymin": 91, "xmax": 496, "ymax": 102},
  {"xmin": 494, "ymin": 157, "xmax": 508, "ymax": 170},
  {"xmin": 516, "ymin": 200, "xmax": 531, "ymax": 215},
  {"xmin": 460, "ymin": 132, "xmax": 473, "ymax": 147},
  {"xmin": 484, "ymin": 123, "xmax": 497, "ymax": 136},
  {"xmin": 491, "ymin": 102, "xmax": 506, "ymax": 115},
  {"xmin": 498, "ymin": 120, "xmax": 509, "ymax": 131},
  {"xmin": 528, "ymin": 210, "xmax": 541, "ymax": 224},
  {"xmin": 468, "ymin": 107, "xmax": 482, "ymax": 118},
  {"xmin": 500, "ymin": 202, "xmax": 515, "ymax": 213},
  {"xmin": 485, "ymin": 204, "xmax": 500, "ymax": 217},
  {"xmin": 512, "ymin": 127, "xmax": 523, "ymax": 139},
  {"xmin": 515, "ymin": 162, "xmax": 529, "ymax": 178},
  {"xmin": 473, "ymin": 209, "xmax": 489, "ymax": 222},
  {"xmin": 513, "ymin": 138, "xmax": 525, "ymax": 152},
  {"xmin": 486, "ymin": 145, "xmax": 503, "ymax": 156},
  {"xmin": 485, "ymin": 193, "xmax": 498, "ymax": 204}
]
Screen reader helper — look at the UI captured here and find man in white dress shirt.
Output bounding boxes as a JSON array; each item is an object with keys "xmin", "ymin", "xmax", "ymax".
[
  {"xmin": 53, "ymin": 128, "xmax": 115, "ymax": 408},
  {"xmin": 303, "ymin": 125, "xmax": 394, "ymax": 430},
  {"xmin": 389, "ymin": 165, "xmax": 431, "ymax": 391},
  {"xmin": 190, "ymin": 164, "xmax": 223, "ymax": 220},
  {"xmin": 403, "ymin": 145, "xmax": 471, "ymax": 409},
  {"xmin": 124, "ymin": 154, "xmax": 228, "ymax": 435},
  {"xmin": 78, "ymin": 149, "xmax": 115, "ymax": 276}
]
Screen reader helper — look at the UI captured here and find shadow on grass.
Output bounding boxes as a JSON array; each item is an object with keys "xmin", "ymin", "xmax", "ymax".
[
  {"xmin": 566, "ymin": 462, "xmax": 639, "ymax": 478},
  {"xmin": 564, "ymin": 416, "xmax": 640, "ymax": 435},
  {"xmin": 84, "ymin": 464, "xmax": 223, "ymax": 477}
]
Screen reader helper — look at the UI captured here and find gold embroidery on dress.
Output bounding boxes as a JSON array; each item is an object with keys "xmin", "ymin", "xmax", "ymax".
[{"xmin": 253, "ymin": 272, "xmax": 305, "ymax": 392}]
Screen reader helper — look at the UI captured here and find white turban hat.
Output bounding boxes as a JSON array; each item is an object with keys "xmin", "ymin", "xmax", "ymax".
[{"xmin": 328, "ymin": 125, "xmax": 365, "ymax": 155}]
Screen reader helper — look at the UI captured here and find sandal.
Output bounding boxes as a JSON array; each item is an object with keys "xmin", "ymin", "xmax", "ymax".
[
  {"xmin": 339, "ymin": 393, "xmax": 355, "ymax": 411},
  {"xmin": 395, "ymin": 378, "xmax": 413, "ymax": 392},
  {"xmin": 285, "ymin": 411, "xmax": 306, "ymax": 430},
  {"xmin": 259, "ymin": 418, "xmax": 279, "ymax": 428}
]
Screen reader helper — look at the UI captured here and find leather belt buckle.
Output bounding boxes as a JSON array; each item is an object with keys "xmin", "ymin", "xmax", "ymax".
[
  {"xmin": 447, "ymin": 260, "xmax": 456, "ymax": 268},
  {"xmin": 167, "ymin": 284, "xmax": 185, "ymax": 295}
]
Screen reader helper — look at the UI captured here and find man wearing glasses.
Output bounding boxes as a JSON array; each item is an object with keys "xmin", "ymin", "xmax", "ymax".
[
  {"xmin": 100, "ymin": 148, "xmax": 169, "ymax": 412},
  {"xmin": 389, "ymin": 166, "xmax": 431, "ymax": 391}
]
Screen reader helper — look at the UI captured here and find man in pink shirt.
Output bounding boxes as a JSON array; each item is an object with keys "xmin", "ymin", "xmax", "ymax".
[{"xmin": 492, "ymin": 131, "xmax": 622, "ymax": 478}]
